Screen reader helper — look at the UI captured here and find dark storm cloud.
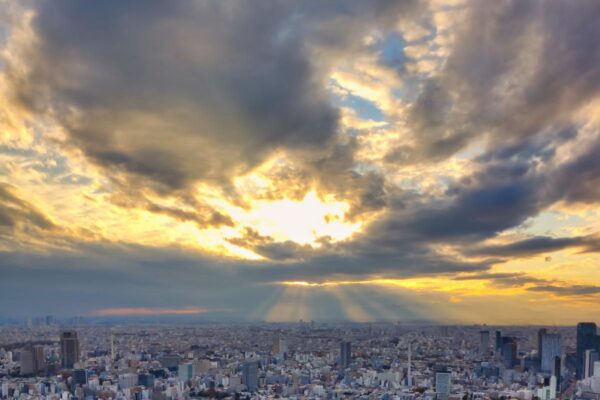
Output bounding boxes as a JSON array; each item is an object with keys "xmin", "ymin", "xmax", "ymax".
[
  {"xmin": 0, "ymin": 183, "xmax": 56, "ymax": 231},
  {"xmin": 389, "ymin": 0, "xmax": 600, "ymax": 163}
]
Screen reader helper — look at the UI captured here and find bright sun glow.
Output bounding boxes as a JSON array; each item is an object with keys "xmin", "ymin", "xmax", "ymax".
[{"xmin": 228, "ymin": 191, "xmax": 362, "ymax": 246}]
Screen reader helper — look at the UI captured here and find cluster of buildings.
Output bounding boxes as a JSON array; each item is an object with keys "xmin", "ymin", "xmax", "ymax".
[{"xmin": 0, "ymin": 321, "xmax": 600, "ymax": 399}]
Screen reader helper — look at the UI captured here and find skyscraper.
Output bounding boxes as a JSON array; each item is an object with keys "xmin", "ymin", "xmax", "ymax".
[
  {"xmin": 177, "ymin": 362, "xmax": 194, "ymax": 382},
  {"xmin": 435, "ymin": 367, "xmax": 451, "ymax": 400},
  {"xmin": 538, "ymin": 328, "xmax": 547, "ymax": 359},
  {"xmin": 553, "ymin": 356, "xmax": 562, "ymax": 392},
  {"xmin": 19, "ymin": 349, "xmax": 35, "ymax": 376},
  {"xmin": 495, "ymin": 331, "xmax": 502, "ymax": 351},
  {"xmin": 60, "ymin": 330, "xmax": 80, "ymax": 369},
  {"xmin": 585, "ymin": 349, "xmax": 599, "ymax": 379},
  {"xmin": 540, "ymin": 333, "xmax": 561, "ymax": 373},
  {"xmin": 340, "ymin": 341, "xmax": 352, "ymax": 369},
  {"xmin": 242, "ymin": 361, "xmax": 258, "ymax": 392},
  {"xmin": 501, "ymin": 337, "xmax": 517, "ymax": 369},
  {"xmin": 479, "ymin": 330, "xmax": 490, "ymax": 357},
  {"xmin": 576, "ymin": 322, "xmax": 598, "ymax": 379},
  {"xmin": 32, "ymin": 345, "xmax": 45, "ymax": 374}
]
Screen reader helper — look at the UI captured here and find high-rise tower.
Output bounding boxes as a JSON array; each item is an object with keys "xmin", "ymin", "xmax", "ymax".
[{"xmin": 60, "ymin": 330, "xmax": 80, "ymax": 369}]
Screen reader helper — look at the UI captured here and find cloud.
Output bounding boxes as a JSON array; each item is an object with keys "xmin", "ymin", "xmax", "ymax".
[
  {"xmin": 3, "ymin": 1, "xmax": 417, "ymax": 195},
  {"xmin": 526, "ymin": 284, "xmax": 600, "ymax": 297},
  {"xmin": 452, "ymin": 272, "xmax": 545, "ymax": 287},
  {"xmin": 1, "ymin": 0, "xmax": 600, "ymax": 322},
  {"xmin": 466, "ymin": 235, "xmax": 600, "ymax": 258},
  {"xmin": 388, "ymin": 0, "xmax": 600, "ymax": 163},
  {"xmin": 88, "ymin": 306, "xmax": 207, "ymax": 317},
  {"xmin": 0, "ymin": 182, "xmax": 56, "ymax": 231}
]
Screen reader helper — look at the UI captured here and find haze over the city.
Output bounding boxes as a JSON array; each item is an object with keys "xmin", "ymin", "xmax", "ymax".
[{"xmin": 1, "ymin": 0, "xmax": 600, "ymax": 323}]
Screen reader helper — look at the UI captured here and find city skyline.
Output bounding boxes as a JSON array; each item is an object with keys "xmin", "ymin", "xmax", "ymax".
[{"xmin": 1, "ymin": 0, "xmax": 600, "ymax": 322}]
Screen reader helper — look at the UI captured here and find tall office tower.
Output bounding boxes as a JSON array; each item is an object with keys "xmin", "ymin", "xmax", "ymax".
[
  {"xmin": 20, "ymin": 349, "xmax": 35, "ymax": 376},
  {"xmin": 340, "ymin": 341, "xmax": 352, "ymax": 369},
  {"xmin": 32, "ymin": 345, "xmax": 45, "ymax": 374},
  {"xmin": 541, "ymin": 333, "xmax": 561, "ymax": 373},
  {"xmin": 177, "ymin": 362, "xmax": 194, "ymax": 382},
  {"xmin": 585, "ymin": 350, "xmax": 600, "ymax": 378},
  {"xmin": 60, "ymin": 330, "xmax": 80, "ymax": 369},
  {"xmin": 435, "ymin": 368, "xmax": 451, "ymax": 400},
  {"xmin": 501, "ymin": 337, "xmax": 517, "ymax": 369},
  {"xmin": 495, "ymin": 331, "xmax": 502, "ymax": 351},
  {"xmin": 576, "ymin": 322, "xmax": 598, "ymax": 379},
  {"xmin": 242, "ymin": 361, "xmax": 258, "ymax": 392},
  {"xmin": 538, "ymin": 328, "xmax": 548, "ymax": 359},
  {"xmin": 480, "ymin": 331, "xmax": 490, "ymax": 357},
  {"xmin": 553, "ymin": 356, "xmax": 562, "ymax": 392}
]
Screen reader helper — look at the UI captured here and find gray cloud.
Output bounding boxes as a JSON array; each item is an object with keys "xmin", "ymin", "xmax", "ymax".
[
  {"xmin": 466, "ymin": 235, "xmax": 600, "ymax": 258},
  {"xmin": 452, "ymin": 272, "xmax": 545, "ymax": 288},
  {"xmin": 6, "ymin": 1, "xmax": 417, "ymax": 194},
  {"xmin": 0, "ymin": 183, "xmax": 56, "ymax": 232},
  {"xmin": 526, "ymin": 284, "xmax": 600, "ymax": 297},
  {"xmin": 390, "ymin": 0, "xmax": 600, "ymax": 163}
]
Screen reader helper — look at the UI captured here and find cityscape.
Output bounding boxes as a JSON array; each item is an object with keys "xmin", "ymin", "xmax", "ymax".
[
  {"xmin": 1, "ymin": 321, "xmax": 600, "ymax": 399},
  {"xmin": 2, "ymin": 0, "xmax": 600, "ymax": 399}
]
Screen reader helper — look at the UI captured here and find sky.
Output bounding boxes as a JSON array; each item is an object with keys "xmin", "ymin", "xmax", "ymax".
[{"xmin": 1, "ymin": 0, "xmax": 600, "ymax": 324}]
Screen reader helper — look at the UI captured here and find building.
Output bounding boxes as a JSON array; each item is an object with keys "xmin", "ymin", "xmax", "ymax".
[
  {"xmin": 138, "ymin": 373, "xmax": 155, "ymax": 388},
  {"xmin": 541, "ymin": 333, "xmax": 561, "ymax": 373},
  {"xmin": 586, "ymin": 350, "xmax": 600, "ymax": 379},
  {"xmin": 32, "ymin": 345, "xmax": 45, "ymax": 374},
  {"xmin": 480, "ymin": 331, "xmax": 490, "ymax": 357},
  {"xmin": 118, "ymin": 373, "xmax": 138, "ymax": 389},
  {"xmin": 495, "ymin": 331, "xmax": 502, "ymax": 351},
  {"xmin": 538, "ymin": 328, "xmax": 548, "ymax": 359},
  {"xmin": 242, "ymin": 361, "xmax": 258, "ymax": 392},
  {"xmin": 554, "ymin": 356, "xmax": 562, "ymax": 391},
  {"xmin": 501, "ymin": 337, "xmax": 517, "ymax": 369},
  {"xmin": 435, "ymin": 368, "xmax": 451, "ymax": 400},
  {"xmin": 20, "ymin": 349, "xmax": 35, "ymax": 376},
  {"xmin": 73, "ymin": 369, "xmax": 88, "ymax": 386},
  {"xmin": 340, "ymin": 341, "xmax": 352, "ymax": 369},
  {"xmin": 177, "ymin": 362, "xmax": 194, "ymax": 382},
  {"xmin": 158, "ymin": 354, "xmax": 181, "ymax": 371},
  {"xmin": 60, "ymin": 330, "xmax": 80, "ymax": 369},
  {"xmin": 272, "ymin": 335, "xmax": 287, "ymax": 356},
  {"xmin": 577, "ymin": 323, "xmax": 599, "ymax": 379}
]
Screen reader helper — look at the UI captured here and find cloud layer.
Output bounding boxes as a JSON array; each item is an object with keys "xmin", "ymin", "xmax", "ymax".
[{"xmin": 1, "ymin": 0, "xmax": 600, "ymax": 321}]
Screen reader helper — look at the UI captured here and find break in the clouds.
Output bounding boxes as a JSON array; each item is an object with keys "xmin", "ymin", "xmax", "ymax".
[{"xmin": 1, "ymin": 0, "xmax": 600, "ymax": 322}]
